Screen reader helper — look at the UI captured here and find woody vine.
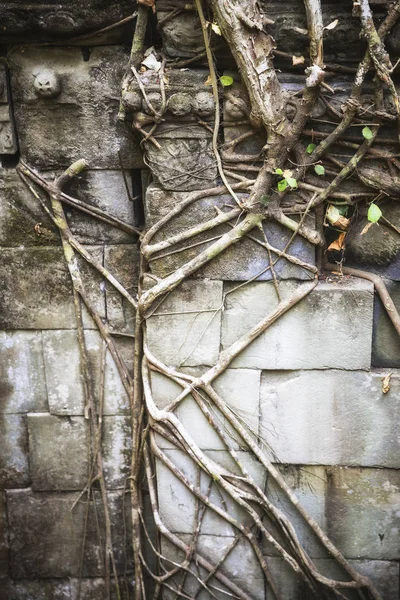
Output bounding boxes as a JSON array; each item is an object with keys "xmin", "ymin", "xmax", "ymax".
[{"xmin": 16, "ymin": 0, "xmax": 400, "ymax": 599}]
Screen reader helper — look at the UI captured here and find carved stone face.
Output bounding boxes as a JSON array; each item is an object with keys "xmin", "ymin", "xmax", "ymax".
[
  {"xmin": 142, "ymin": 92, "xmax": 163, "ymax": 115},
  {"xmin": 193, "ymin": 92, "xmax": 214, "ymax": 117},
  {"xmin": 168, "ymin": 93, "xmax": 192, "ymax": 116},
  {"xmin": 225, "ymin": 93, "xmax": 249, "ymax": 119},
  {"xmin": 33, "ymin": 69, "xmax": 60, "ymax": 98},
  {"xmin": 123, "ymin": 91, "xmax": 142, "ymax": 112}
]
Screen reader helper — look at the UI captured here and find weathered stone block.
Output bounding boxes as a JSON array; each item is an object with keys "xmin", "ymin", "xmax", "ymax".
[
  {"xmin": 6, "ymin": 489, "xmax": 131, "ymax": 577},
  {"xmin": 0, "ymin": 331, "xmax": 48, "ymax": 414},
  {"xmin": 156, "ymin": 448, "xmax": 266, "ymax": 536},
  {"xmin": 151, "ymin": 368, "xmax": 260, "ymax": 450},
  {"xmin": 372, "ymin": 280, "xmax": 400, "ymax": 367},
  {"xmin": 104, "ymin": 244, "xmax": 139, "ymax": 333},
  {"xmin": 146, "ymin": 280, "xmax": 223, "ymax": 367},
  {"xmin": 221, "ymin": 279, "xmax": 374, "ymax": 370},
  {"xmin": 0, "ymin": 415, "xmax": 29, "ymax": 489},
  {"xmin": 0, "ymin": 493, "xmax": 7, "ymax": 579},
  {"xmin": 145, "ymin": 184, "xmax": 316, "ymax": 280},
  {"xmin": 260, "ymin": 370, "xmax": 400, "ymax": 467},
  {"xmin": 0, "ymin": 247, "xmax": 105, "ymax": 329},
  {"xmin": 28, "ymin": 414, "xmax": 132, "ymax": 490},
  {"xmin": 7, "ymin": 579, "xmax": 73, "ymax": 600},
  {"xmin": 264, "ymin": 465, "xmax": 328, "ymax": 559},
  {"xmin": 42, "ymin": 330, "xmax": 132, "ymax": 416},
  {"xmin": 161, "ymin": 534, "xmax": 265, "ymax": 600},
  {"xmin": 10, "ymin": 47, "xmax": 143, "ymax": 169},
  {"xmin": 327, "ymin": 467, "xmax": 400, "ymax": 560}
]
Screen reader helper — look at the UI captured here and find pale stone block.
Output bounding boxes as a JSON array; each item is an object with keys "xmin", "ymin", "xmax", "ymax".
[
  {"xmin": 327, "ymin": 467, "xmax": 400, "ymax": 560},
  {"xmin": 161, "ymin": 534, "xmax": 265, "ymax": 600},
  {"xmin": 28, "ymin": 414, "xmax": 131, "ymax": 490},
  {"xmin": 146, "ymin": 280, "xmax": 223, "ymax": 367},
  {"xmin": 0, "ymin": 247, "xmax": 105, "ymax": 329},
  {"xmin": 43, "ymin": 330, "xmax": 132, "ymax": 416},
  {"xmin": 10, "ymin": 47, "xmax": 143, "ymax": 169},
  {"xmin": 0, "ymin": 331, "xmax": 48, "ymax": 413},
  {"xmin": 260, "ymin": 370, "xmax": 400, "ymax": 467},
  {"xmin": 0, "ymin": 414, "xmax": 29, "ymax": 488},
  {"xmin": 264, "ymin": 465, "xmax": 328, "ymax": 559},
  {"xmin": 6, "ymin": 489, "xmax": 131, "ymax": 578},
  {"xmin": 151, "ymin": 368, "xmax": 260, "ymax": 450},
  {"xmin": 221, "ymin": 279, "xmax": 374, "ymax": 370},
  {"xmin": 156, "ymin": 448, "xmax": 266, "ymax": 537}
]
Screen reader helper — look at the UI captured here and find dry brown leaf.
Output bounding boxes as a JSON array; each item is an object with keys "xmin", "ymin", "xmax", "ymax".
[
  {"xmin": 292, "ymin": 55, "xmax": 305, "ymax": 66},
  {"xmin": 382, "ymin": 372, "xmax": 392, "ymax": 394},
  {"xmin": 327, "ymin": 232, "xmax": 346, "ymax": 251},
  {"xmin": 204, "ymin": 75, "xmax": 212, "ymax": 86},
  {"xmin": 360, "ymin": 222, "xmax": 373, "ymax": 236}
]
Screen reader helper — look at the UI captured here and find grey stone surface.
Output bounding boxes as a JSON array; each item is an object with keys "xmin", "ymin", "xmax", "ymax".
[
  {"xmin": 7, "ymin": 579, "xmax": 73, "ymax": 600},
  {"xmin": 146, "ymin": 279, "xmax": 223, "ymax": 367},
  {"xmin": 145, "ymin": 184, "xmax": 316, "ymax": 280},
  {"xmin": 28, "ymin": 414, "xmax": 132, "ymax": 490},
  {"xmin": 161, "ymin": 534, "xmax": 265, "ymax": 600},
  {"xmin": 372, "ymin": 280, "xmax": 400, "ymax": 367},
  {"xmin": 42, "ymin": 330, "xmax": 132, "ymax": 416},
  {"xmin": 265, "ymin": 465, "xmax": 329, "ymax": 559},
  {"xmin": 104, "ymin": 244, "xmax": 139, "ymax": 333},
  {"xmin": 0, "ymin": 331, "xmax": 48, "ymax": 414},
  {"xmin": 0, "ymin": 415, "xmax": 29, "ymax": 489},
  {"xmin": 260, "ymin": 370, "xmax": 400, "ymax": 467},
  {"xmin": 0, "ymin": 493, "xmax": 7, "ymax": 579},
  {"xmin": 156, "ymin": 448, "xmax": 266, "ymax": 536},
  {"xmin": 327, "ymin": 467, "xmax": 400, "ymax": 560},
  {"xmin": 157, "ymin": 11, "xmax": 205, "ymax": 58},
  {"xmin": 0, "ymin": 246, "xmax": 105, "ymax": 329},
  {"xmin": 151, "ymin": 367, "xmax": 261, "ymax": 450},
  {"xmin": 6, "ymin": 489, "xmax": 131, "ymax": 578},
  {"xmin": 221, "ymin": 279, "xmax": 374, "ymax": 370},
  {"xmin": 10, "ymin": 47, "xmax": 143, "ymax": 169}
]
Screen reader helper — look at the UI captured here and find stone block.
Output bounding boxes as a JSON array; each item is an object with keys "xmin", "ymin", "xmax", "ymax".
[
  {"xmin": 161, "ymin": 534, "xmax": 265, "ymax": 600},
  {"xmin": 156, "ymin": 448, "xmax": 266, "ymax": 537},
  {"xmin": 104, "ymin": 244, "xmax": 139, "ymax": 333},
  {"xmin": 144, "ymin": 185, "xmax": 316, "ymax": 280},
  {"xmin": 221, "ymin": 279, "xmax": 374, "ymax": 370},
  {"xmin": 0, "ymin": 493, "xmax": 7, "ymax": 579},
  {"xmin": 327, "ymin": 467, "xmax": 400, "ymax": 560},
  {"xmin": 372, "ymin": 280, "xmax": 400, "ymax": 367},
  {"xmin": 0, "ymin": 415, "xmax": 29, "ymax": 489},
  {"xmin": 0, "ymin": 331, "xmax": 48, "ymax": 414},
  {"xmin": 260, "ymin": 370, "xmax": 400, "ymax": 467},
  {"xmin": 151, "ymin": 368, "xmax": 261, "ymax": 450},
  {"xmin": 6, "ymin": 489, "xmax": 132, "ymax": 578},
  {"xmin": 10, "ymin": 47, "xmax": 143, "ymax": 169},
  {"xmin": 146, "ymin": 279, "xmax": 223, "ymax": 367},
  {"xmin": 28, "ymin": 414, "xmax": 132, "ymax": 490},
  {"xmin": 42, "ymin": 330, "xmax": 132, "ymax": 416},
  {"xmin": 264, "ymin": 465, "xmax": 328, "ymax": 559},
  {"xmin": 7, "ymin": 579, "xmax": 73, "ymax": 600},
  {"xmin": 0, "ymin": 247, "xmax": 105, "ymax": 329}
]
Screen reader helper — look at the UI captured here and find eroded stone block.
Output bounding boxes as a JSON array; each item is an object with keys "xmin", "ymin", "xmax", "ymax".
[
  {"xmin": 28, "ymin": 414, "xmax": 132, "ymax": 490},
  {"xmin": 221, "ymin": 279, "xmax": 374, "ymax": 370},
  {"xmin": 327, "ymin": 467, "xmax": 400, "ymax": 560},
  {"xmin": 10, "ymin": 47, "xmax": 143, "ymax": 169},
  {"xmin": 0, "ymin": 493, "xmax": 7, "ymax": 579},
  {"xmin": 145, "ymin": 184, "xmax": 316, "ymax": 280},
  {"xmin": 0, "ymin": 415, "xmax": 29, "ymax": 489},
  {"xmin": 0, "ymin": 331, "xmax": 48, "ymax": 414},
  {"xmin": 0, "ymin": 247, "xmax": 105, "ymax": 329},
  {"xmin": 146, "ymin": 279, "xmax": 223, "ymax": 367},
  {"xmin": 6, "ymin": 489, "xmax": 131, "ymax": 578},
  {"xmin": 260, "ymin": 370, "xmax": 400, "ymax": 467},
  {"xmin": 42, "ymin": 330, "xmax": 132, "ymax": 416},
  {"xmin": 104, "ymin": 244, "xmax": 139, "ymax": 333}
]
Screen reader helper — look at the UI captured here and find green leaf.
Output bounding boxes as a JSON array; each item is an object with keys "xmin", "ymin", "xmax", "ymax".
[
  {"xmin": 306, "ymin": 143, "xmax": 317, "ymax": 154},
  {"xmin": 220, "ymin": 75, "xmax": 234, "ymax": 87},
  {"xmin": 362, "ymin": 126, "xmax": 373, "ymax": 140},
  {"xmin": 277, "ymin": 179, "xmax": 288, "ymax": 192},
  {"xmin": 275, "ymin": 168, "xmax": 283, "ymax": 175},
  {"xmin": 314, "ymin": 164, "xmax": 325, "ymax": 176},
  {"xmin": 286, "ymin": 177, "xmax": 298, "ymax": 189},
  {"xmin": 367, "ymin": 203, "xmax": 382, "ymax": 223},
  {"xmin": 260, "ymin": 195, "xmax": 270, "ymax": 206}
]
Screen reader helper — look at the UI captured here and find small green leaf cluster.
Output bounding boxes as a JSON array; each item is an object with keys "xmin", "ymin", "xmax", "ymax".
[{"xmin": 275, "ymin": 168, "xmax": 297, "ymax": 192}]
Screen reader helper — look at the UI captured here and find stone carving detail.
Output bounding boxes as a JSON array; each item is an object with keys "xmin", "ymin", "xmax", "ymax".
[
  {"xmin": 0, "ymin": 66, "xmax": 17, "ymax": 155},
  {"xmin": 33, "ymin": 69, "xmax": 61, "ymax": 98}
]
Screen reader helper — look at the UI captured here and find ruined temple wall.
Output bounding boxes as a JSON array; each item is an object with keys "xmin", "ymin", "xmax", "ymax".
[{"xmin": 0, "ymin": 1, "xmax": 399, "ymax": 599}]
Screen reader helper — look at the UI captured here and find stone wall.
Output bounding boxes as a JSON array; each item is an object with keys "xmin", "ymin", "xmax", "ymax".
[{"xmin": 1, "ymin": 1, "xmax": 400, "ymax": 599}]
